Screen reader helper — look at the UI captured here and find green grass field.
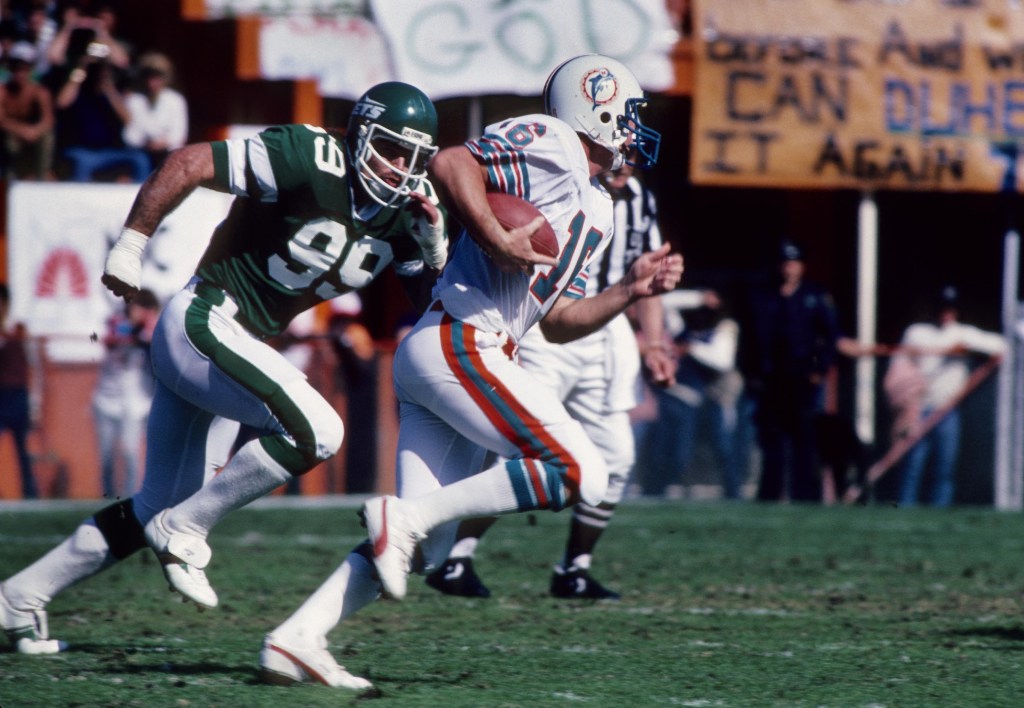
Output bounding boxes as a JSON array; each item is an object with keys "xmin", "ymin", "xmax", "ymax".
[{"xmin": 2, "ymin": 498, "xmax": 1024, "ymax": 707}]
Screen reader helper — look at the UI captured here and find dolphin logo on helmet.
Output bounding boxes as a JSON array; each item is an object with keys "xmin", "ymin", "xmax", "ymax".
[{"xmin": 582, "ymin": 68, "xmax": 619, "ymax": 110}]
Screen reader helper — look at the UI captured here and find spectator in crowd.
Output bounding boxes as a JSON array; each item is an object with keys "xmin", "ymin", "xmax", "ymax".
[
  {"xmin": 0, "ymin": 282, "xmax": 39, "ymax": 499},
  {"xmin": 92, "ymin": 288, "xmax": 160, "ymax": 499},
  {"xmin": 739, "ymin": 239, "xmax": 841, "ymax": 503},
  {"xmin": 639, "ymin": 289, "xmax": 746, "ymax": 499},
  {"xmin": 15, "ymin": 1, "xmax": 58, "ymax": 79},
  {"xmin": 53, "ymin": 41, "xmax": 148, "ymax": 181},
  {"xmin": 0, "ymin": 41, "xmax": 54, "ymax": 180},
  {"xmin": 327, "ymin": 293, "xmax": 378, "ymax": 494},
  {"xmin": 0, "ymin": 19, "xmax": 19, "ymax": 80},
  {"xmin": 122, "ymin": 52, "xmax": 187, "ymax": 173},
  {"xmin": 886, "ymin": 285, "xmax": 1006, "ymax": 507},
  {"xmin": 46, "ymin": 1, "xmax": 129, "ymax": 73}
]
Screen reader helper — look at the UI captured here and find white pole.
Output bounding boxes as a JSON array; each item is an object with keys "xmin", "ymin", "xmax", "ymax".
[
  {"xmin": 994, "ymin": 229, "xmax": 1021, "ymax": 510},
  {"xmin": 856, "ymin": 191, "xmax": 878, "ymax": 446}
]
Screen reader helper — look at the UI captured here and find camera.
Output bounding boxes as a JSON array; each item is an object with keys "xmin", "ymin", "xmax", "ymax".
[{"xmin": 86, "ymin": 42, "xmax": 110, "ymax": 59}]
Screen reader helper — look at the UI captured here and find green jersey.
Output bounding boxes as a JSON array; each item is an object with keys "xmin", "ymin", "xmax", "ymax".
[{"xmin": 199, "ymin": 124, "xmax": 438, "ymax": 338}]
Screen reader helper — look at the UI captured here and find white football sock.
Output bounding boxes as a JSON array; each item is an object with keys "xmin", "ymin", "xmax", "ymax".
[
  {"xmin": 166, "ymin": 439, "xmax": 291, "ymax": 538},
  {"xmin": 404, "ymin": 464, "xmax": 524, "ymax": 532},
  {"xmin": 566, "ymin": 553, "xmax": 592, "ymax": 571},
  {"xmin": 4, "ymin": 521, "xmax": 115, "ymax": 610},
  {"xmin": 449, "ymin": 537, "xmax": 480, "ymax": 559},
  {"xmin": 271, "ymin": 551, "xmax": 380, "ymax": 643}
]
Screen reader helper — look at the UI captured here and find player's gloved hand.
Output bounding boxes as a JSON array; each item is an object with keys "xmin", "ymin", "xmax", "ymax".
[
  {"xmin": 407, "ymin": 191, "xmax": 448, "ymax": 271},
  {"xmin": 101, "ymin": 227, "xmax": 148, "ymax": 301}
]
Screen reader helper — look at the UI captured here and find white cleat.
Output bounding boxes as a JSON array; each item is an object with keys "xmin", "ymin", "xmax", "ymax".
[
  {"xmin": 259, "ymin": 635, "xmax": 372, "ymax": 691},
  {"xmin": 144, "ymin": 510, "xmax": 218, "ymax": 609},
  {"xmin": 360, "ymin": 495, "xmax": 425, "ymax": 601},
  {"xmin": 0, "ymin": 584, "xmax": 68, "ymax": 655}
]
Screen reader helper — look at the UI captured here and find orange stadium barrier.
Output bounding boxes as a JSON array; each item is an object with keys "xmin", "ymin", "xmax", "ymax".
[{"xmin": 0, "ymin": 337, "xmax": 398, "ymax": 500}]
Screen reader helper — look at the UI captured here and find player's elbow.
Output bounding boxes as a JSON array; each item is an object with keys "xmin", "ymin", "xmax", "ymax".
[
  {"xmin": 538, "ymin": 310, "xmax": 580, "ymax": 345},
  {"xmin": 162, "ymin": 142, "xmax": 216, "ymax": 185}
]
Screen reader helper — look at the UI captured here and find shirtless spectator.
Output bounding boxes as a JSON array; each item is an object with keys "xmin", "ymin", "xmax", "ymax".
[{"xmin": 0, "ymin": 42, "xmax": 54, "ymax": 180}]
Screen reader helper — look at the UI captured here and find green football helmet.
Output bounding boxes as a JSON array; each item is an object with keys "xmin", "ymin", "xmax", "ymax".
[{"xmin": 346, "ymin": 81, "xmax": 439, "ymax": 209}]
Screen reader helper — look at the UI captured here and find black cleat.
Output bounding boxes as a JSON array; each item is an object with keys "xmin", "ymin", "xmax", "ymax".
[
  {"xmin": 425, "ymin": 557, "xmax": 491, "ymax": 598},
  {"xmin": 549, "ymin": 565, "xmax": 621, "ymax": 600}
]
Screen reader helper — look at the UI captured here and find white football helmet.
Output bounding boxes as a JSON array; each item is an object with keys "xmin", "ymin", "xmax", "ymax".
[{"xmin": 543, "ymin": 54, "xmax": 661, "ymax": 170}]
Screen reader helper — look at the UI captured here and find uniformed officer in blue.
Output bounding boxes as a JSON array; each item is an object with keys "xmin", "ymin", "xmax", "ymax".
[{"xmin": 740, "ymin": 239, "xmax": 841, "ymax": 503}]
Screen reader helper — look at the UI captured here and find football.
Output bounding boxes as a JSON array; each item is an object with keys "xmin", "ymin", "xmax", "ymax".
[{"xmin": 485, "ymin": 192, "xmax": 559, "ymax": 258}]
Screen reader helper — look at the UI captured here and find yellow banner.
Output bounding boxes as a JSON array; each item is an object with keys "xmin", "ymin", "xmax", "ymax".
[{"xmin": 691, "ymin": 0, "xmax": 1024, "ymax": 192}]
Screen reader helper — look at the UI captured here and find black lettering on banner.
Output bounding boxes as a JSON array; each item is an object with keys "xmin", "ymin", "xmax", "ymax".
[
  {"xmin": 702, "ymin": 131, "xmax": 741, "ymax": 173},
  {"xmin": 813, "ymin": 134, "xmax": 966, "ymax": 183},
  {"xmin": 981, "ymin": 43, "xmax": 1024, "ymax": 71},
  {"xmin": 813, "ymin": 133, "xmax": 849, "ymax": 176},
  {"xmin": 702, "ymin": 130, "xmax": 778, "ymax": 174},
  {"xmin": 704, "ymin": 27, "xmax": 862, "ymax": 67},
  {"xmin": 728, "ymin": 70, "xmax": 847, "ymax": 123},
  {"xmin": 727, "ymin": 71, "xmax": 765, "ymax": 121},
  {"xmin": 879, "ymin": 19, "xmax": 963, "ymax": 71},
  {"xmin": 751, "ymin": 132, "xmax": 779, "ymax": 172}
]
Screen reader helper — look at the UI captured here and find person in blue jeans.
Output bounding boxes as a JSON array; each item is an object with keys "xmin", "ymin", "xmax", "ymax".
[
  {"xmin": 639, "ymin": 290, "xmax": 748, "ymax": 499},
  {"xmin": 0, "ymin": 283, "xmax": 39, "ymax": 499},
  {"xmin": 889, "ymin": 285, "xmax": 1006, "ymax": 507}
]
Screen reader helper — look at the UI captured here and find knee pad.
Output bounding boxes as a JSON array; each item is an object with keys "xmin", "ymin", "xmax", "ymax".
[
  {"xmin": 602, "ymin": 471, "xmax": 628, "ymax": 505},
  {"xmin": 575, "ymin": 448, "xmax": 609, "ymax": 508},
  {"xmin": 279, "ymin": 380, "xmax": 344, "ymax": 465},
  {"xmin": 92, "ymin": 498, "xmax": 147, "ymax": 560}
]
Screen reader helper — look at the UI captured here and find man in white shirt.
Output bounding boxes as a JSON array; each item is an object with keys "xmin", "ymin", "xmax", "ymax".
[
  {"xmin": 889, "ymin": 285, "xmax": 1006, "ymax": 506},
  {"xmin": 122, "ymin": 52, "xmax": 188, "ymax": 173}
]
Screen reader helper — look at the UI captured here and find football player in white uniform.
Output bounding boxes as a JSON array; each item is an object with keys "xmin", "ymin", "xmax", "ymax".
[
  {"xmin": 260, "ymin": 54, "xmax": 683, "ymax": 690},
  {"xmin": 425, "ymin": 161, "xmax": 675, "ymax": 600},
  {"xmin": 0, "ymin": 82, "xmax": 446, "ymax": 672}
]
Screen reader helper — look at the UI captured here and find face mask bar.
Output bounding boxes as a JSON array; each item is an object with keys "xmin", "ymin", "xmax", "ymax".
[
  {"xmin": 356, "ymin": 123, "xmax": 438, "ymax": 208},
  {"xmin": 618, "ymin": 98, "xmax": 661, "ymax": 169}
]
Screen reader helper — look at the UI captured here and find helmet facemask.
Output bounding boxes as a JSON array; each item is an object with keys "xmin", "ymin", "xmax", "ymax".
[
  {"xmin": 619, "ymin": 98, "xmax": 660, "ymax": 169},
  {"xmin": 353, "ymin": 122, "xmax": 438, "ymax": 209}
]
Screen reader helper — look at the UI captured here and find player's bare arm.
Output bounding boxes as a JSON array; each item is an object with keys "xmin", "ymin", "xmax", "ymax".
[
  {"xmin": 102, "ymin": 143, "xmax": 220, "ymax": 301},
  {"xmin": 635, "ymin": 294, "xmax": 676, "ymax": 386},
  {"xmin": 428, "ymin": 146, "xmax": 557, "ymax": 273},
  {"xmin": 540, "ymin": 243, "xmax": 683, "ymax": 344},
  {"xmin": 124, "ymin": 143, "xmax": 221, "ymax": 234}
]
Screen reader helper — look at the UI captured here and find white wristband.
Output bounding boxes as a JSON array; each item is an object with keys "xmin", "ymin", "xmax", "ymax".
[
  {"xmin": 103, "ymin": 227, "xmax": 149, "ymax": 290},
  {"xmin": 117, "ymin": 227, "xmax": 149, "ymax": 257},
  {"xmin": 412, "ymin": 212, "xmax": 449, "ymax": 271}
]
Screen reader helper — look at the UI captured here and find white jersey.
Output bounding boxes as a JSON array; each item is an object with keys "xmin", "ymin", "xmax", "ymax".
[
  {"xmin": 433, "ymin": 114, "xmax": 613, "ymax": 342},
  {"xmin": 519, "ymin": 172, "xmax": 663, "ymax": 412}
]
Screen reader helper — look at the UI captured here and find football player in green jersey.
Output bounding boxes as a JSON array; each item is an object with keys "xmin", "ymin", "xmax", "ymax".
[{"xmin": 0, "ymin": 82, "xmax": 446, "ymax": 663}]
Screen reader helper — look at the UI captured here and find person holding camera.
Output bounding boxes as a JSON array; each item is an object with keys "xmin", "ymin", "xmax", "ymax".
[
  {"xmin": 42, "ymin": 1, "xmax": 145, "ymax": 181},
  {"xmin": 46, "ymin": 2, "xmax": 130, "ymax": 72}
]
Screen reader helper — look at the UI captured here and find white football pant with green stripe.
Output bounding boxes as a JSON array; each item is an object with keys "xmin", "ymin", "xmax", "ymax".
[{"xmin": 134, "ymin": 279, "xmax": 342, "ymax": 524}]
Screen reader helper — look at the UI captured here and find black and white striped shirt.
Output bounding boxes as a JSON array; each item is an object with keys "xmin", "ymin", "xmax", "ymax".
[{"xmin": 587, "ymin": 175, "xmax": 663, "ymax": 297}]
